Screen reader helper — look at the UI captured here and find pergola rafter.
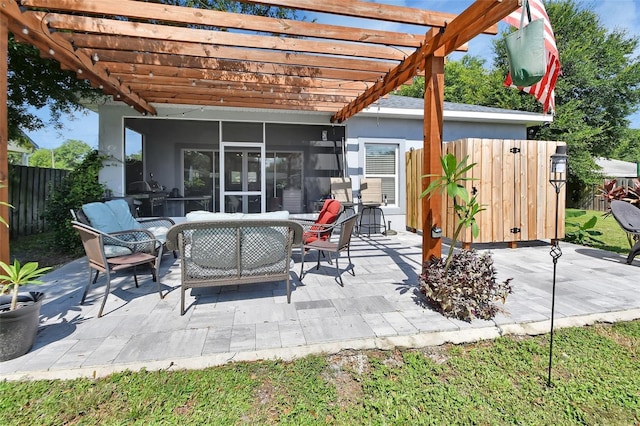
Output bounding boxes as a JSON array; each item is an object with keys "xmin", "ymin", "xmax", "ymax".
[{"xmin": 0, "ymin": 0, "xmax": 520, "ymax": 264}]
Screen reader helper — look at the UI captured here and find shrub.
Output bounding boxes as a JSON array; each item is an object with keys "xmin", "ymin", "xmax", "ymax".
[
  {"xmin": 44, "ymin": 150, "xmax": 107, "ymax": 253},
  {"xmin": 564, "ymin": 210, "xmax": 603, "ymax": 246},
  {"xmin": 419, "ymin": 249, "xmax": 513, "ymax": 322}
]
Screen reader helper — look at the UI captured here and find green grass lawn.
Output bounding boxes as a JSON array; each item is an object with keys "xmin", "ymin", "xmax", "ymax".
[
  {"xmin": 565, "ymin": 208, "xmax": 632, "ymax": 254},
  {"xmin": 1, "ymin": 321, "xmax": 638, "ymax": 424}
]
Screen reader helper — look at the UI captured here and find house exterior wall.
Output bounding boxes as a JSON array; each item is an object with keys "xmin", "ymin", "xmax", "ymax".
[
  {"xmin": 344, "ymin": 115, "xmax": 529, "ymax": 231},
  {"xmin": 99, "ymin": 103, "xmax": 540, "ymax": 230}
]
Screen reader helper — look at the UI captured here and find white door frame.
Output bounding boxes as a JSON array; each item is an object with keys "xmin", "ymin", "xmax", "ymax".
[{"xmin": 219, "ymin": 141, "xmax": 266, "ymax": 213}]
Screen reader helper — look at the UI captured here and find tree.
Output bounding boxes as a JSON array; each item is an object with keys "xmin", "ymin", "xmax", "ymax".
[
  {"xmin": 398, "ymin": 0, "xmax": 640, "ymax": 192},
  {"xmin": 7, "ymin": 35, "xmax": 102, "ymax": 143},
  {"xmin": 495, "ymin": 0, "xmax": 640, "ymax": 187},
  {"xmin": 29, "ymin": 140, "xmax": 92, "ymax": 170}
]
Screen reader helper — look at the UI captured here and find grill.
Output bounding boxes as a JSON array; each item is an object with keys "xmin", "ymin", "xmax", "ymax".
[{"xmin": 127, "ymin": 181, "xmax": 167, "ymax": 217}]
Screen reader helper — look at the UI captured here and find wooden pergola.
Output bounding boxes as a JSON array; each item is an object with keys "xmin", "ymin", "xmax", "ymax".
[{"xmin": 0, "ymin": 0, "xmax": 521, "ymax": 265}]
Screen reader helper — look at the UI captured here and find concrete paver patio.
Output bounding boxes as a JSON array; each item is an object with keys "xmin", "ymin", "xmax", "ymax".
[{"xmin": 2, "ymin": 230, "xmax": 639, "ymax": 381}]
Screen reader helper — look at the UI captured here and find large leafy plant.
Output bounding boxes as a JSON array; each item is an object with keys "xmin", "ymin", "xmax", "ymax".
[
  {"xmin": 564, "ymin": 210, "xmax": 603, "ymax": 246},
  {"xmin": 44, "ymin": 150, "xmax": 107, "ymax": 253},
  {"xmin": 420, "ymin": 250, "xmax": 512, "ymax": 322},
  {"xmin": 418, "ymin": 154, "xmax": 511, "ymax": 322},
  {"xmin": 0, "ymin": 260, "xmax": 51, "ymax": 311}
]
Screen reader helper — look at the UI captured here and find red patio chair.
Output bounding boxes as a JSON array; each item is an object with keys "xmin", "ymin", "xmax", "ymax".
[{"xmin": 298, "ymin": 199, "xmax": 343, "ymax": 245}]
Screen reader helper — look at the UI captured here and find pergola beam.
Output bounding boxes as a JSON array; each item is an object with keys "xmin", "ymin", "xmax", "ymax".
[
  {"xmin": 40, "ymin": 13, "xmax": 412, "ymax": 62},
  {"xmin": 2, "ymin": 1, "xmax": 155, "ymax": 115},
  {"xmin": 239, "ymin": 0, "xmax": 498, "ymax": 33},
  {"xmin": 23, "ymin": 0, "xmax": 427, "ymax": 49},
  {"xmin": 331, "ymin": 0, "xmax": 521, "ymax": 123}
]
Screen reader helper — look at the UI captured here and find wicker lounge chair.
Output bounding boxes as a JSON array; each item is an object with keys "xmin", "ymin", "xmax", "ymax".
[
  {"xmin": 72, "ymin": 221, "xmax": 163, "ymax": 317},
  {"xmin": 166, "ymin": 219, "xmax": 303, "ymax": 314}
]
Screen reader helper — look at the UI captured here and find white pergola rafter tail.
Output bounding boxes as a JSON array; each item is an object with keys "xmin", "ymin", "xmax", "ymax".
[
  {"xmin": 1, "ymin": 0, "xmax": 155, "ymax": 115},
  {"xmin": 23, "ymin": 0, "xmax": 428, "ymax": 49},
  {"xmin": 39, "ymin": 13, "xmax": 412, "ymax": 62}
]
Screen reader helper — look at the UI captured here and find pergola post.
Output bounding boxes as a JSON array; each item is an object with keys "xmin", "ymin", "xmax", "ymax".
[
  {"xmin": 0, "ymin": 13, "xmax": 9, "ymax": 264},
  {"xmin": 421, "ymin": 44, "xmax": 445, "ymax": 265}
]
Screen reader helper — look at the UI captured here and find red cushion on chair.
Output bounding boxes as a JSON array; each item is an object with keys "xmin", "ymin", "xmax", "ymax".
[{"xmin": 303, "ymin": 199, "xmax": 342, "ymax": 244}]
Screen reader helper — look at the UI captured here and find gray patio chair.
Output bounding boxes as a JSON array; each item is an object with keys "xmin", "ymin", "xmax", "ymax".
[
  {"xmin": 72, "ymin": 221, "xmax": 164, "ymax": 317},
  {"xmin": 300, "ymin": 213, "xmax": 358, "ymax": 286},
  {"xmin": 610, "ymin": 200, "xmax": 640, "ymax": 264}
]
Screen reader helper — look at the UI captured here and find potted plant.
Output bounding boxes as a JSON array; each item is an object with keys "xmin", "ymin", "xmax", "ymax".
[
  {"xmin": 0, "ymin": 182, "xmax": 51, "ymax": 361},
  {"xmin": 418, "ymin": 154, "xmax": 512, "ymax": 322}
]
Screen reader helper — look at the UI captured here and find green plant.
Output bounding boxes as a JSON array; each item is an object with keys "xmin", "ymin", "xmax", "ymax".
[
  {"xmin": 418, "ymin": 154, "xmax": 511, "ymax": 321},
  {"xmin": 564, "ymin": 210, "xmax": 604, "ymax": 246},
  {"xmin": 0, "ymin": 182, "xmax": 52, "ymax": 311},
  {"xmin": 0, "ymin": 183, "xmax": 9, "ymax": 228},
  {"xmin": 44, "ymin": 150, "xmax": 107, "ymax": 253},
  {"xmin": 0, "ymin": 260, "xmax": 51, "ymax": 311},
  {"xmin": 419, "ymin": 249, "xmax": 512, "ymax": 322},
  {"xmin": 420, "ymin": 153, "xmax": 485, "ymax": 269}
]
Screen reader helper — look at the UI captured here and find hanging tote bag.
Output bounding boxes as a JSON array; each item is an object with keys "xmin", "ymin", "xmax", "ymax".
[{"xmin": 505, "ymin": 0, "xmax": 546, "ymax": 87}]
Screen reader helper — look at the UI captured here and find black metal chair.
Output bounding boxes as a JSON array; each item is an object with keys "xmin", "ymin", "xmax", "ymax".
[{"xmin": 300, "ymin": 213, "xmax": 358, "ymax": 286}]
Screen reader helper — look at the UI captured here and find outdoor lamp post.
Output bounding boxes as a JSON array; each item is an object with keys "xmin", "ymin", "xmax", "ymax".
[{"xmin": 547, "ymin": 144, "xmax": 568, "ymax": 387}]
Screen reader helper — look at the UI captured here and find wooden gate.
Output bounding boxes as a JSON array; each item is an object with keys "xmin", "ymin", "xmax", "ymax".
[{"xmin": 406, "ymin": 138, "xmax": 566, "ymax": 245}]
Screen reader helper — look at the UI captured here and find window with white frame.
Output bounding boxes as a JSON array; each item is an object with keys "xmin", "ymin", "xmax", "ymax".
[{"xmin": 364, "ymin": 143, "xmax": 398, "ymax": 206}]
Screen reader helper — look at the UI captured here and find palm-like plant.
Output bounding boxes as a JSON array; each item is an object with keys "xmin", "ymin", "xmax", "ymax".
[
  {"xmin": 420, "ymin": 153, "xmax": 485, "ymax": 269},
  {"xmin": 0, "ymin": 182, "xmax": 51, "ymax": 311}
]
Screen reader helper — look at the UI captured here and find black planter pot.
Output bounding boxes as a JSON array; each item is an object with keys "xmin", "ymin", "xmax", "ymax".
[{"xmin": 0, "ymin": 292, "xmax": 45, "ymax": 362}]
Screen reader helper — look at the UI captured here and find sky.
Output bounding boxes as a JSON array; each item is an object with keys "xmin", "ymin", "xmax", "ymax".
[{"xmin": 23, "ymin": 0, "xmax": 640, "ymax": 150}]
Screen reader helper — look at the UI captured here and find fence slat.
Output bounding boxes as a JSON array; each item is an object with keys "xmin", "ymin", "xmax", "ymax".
[
  {"xmin": 405, "ymin": 138, "xmax": 566, "ymax": 245},
  {"xmin": 8, "ymin": 165, "xmax": 68, "ymax": 237}
]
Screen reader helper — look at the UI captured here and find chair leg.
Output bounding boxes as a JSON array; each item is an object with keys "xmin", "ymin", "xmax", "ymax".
[
  {"xmin": 81, "ymin": 265, "xmax": 94, "ymax": 304},
  {"xmin": 132, "ymin": 266, "xmax": 139, "ymax": 288},
  {"xmin": 286, "ymin": 275, "xmax": 291, "ymax": 304},
  {"xmin": 92, "ymin": 269, "xmax": 100, "ymax": 284},
  {"xmin": 335, "ymin": 254, "xmax": 344, "ymax": 287},
  {"xmin": 347, "ymin": 246, "xmax": 355, "ymax": 276},
  {"xmin": 151, "ymin": 261, "xmax": 163, "ymax": 299},
  {"xmin": 152, "ymin": 244, "xmax": 164, "ymax": 282},
  {"xmin": 180, "ymin": 285, "xmax": 186, "ymax": 315},
  {"xmin": 97, "ymin": 269, "xmax": 113, "ymax": 318},
  {"xmin": 315, "ymin": 250, "xmax": 322, "ymax": 270},
  {"xmin": 627, "ymin": 239, "xmax": 640, "ymax": 264},
  {"xmin": 299, "ymin": 249, "xmax": 306, "ymax": 279}
]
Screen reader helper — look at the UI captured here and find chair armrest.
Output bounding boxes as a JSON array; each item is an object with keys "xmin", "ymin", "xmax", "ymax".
[
  {"xmin": 137, "ymin": 217, "xmax": 175, "ymax": 229},
  {"xmin": 84, "ymin": 225, "xmax": 160, "ymax": 254}
]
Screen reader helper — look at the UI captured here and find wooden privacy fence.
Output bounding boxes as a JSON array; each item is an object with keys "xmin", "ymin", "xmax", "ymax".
[
  {"xmin": 7, "ymin": 165, "xmax": 68, "ymax": 238},
  {"xmin": 406, "ymin": 138, "xmax": 566, "ymax": 246}
]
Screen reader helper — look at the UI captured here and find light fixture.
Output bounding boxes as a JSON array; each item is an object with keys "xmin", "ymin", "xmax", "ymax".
[
  {"xmin": 21, "ymin": 27, "xmax": 29, "ymax": 35},
  {"xmin": 547, "ymin": 144, "xmax": 568, "ymax": 387},
  {"xmin": 48, "ymin": 48, "xmax": 55, "ymax": 55},
  {"xmin": 92, "ymin": 53, "xmax": 99, "ymax": 63},
  {"xmin": 77, "ymin": 68, "xmax": 83, "ymax": 74},
  {"xmin": 148, "ymin": 71, "xmax": 154, "ymax": 78}
]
